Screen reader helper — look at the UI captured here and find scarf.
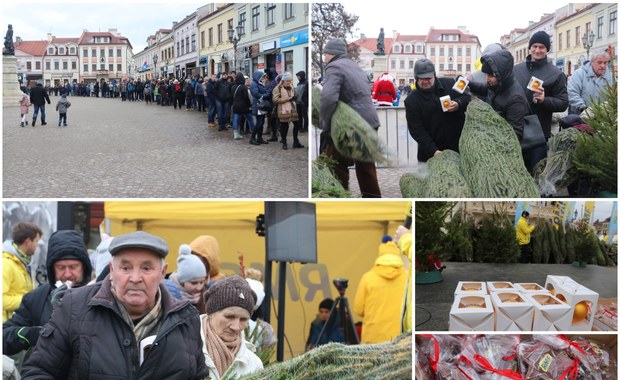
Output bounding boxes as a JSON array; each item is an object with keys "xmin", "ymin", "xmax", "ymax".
[
  {"xmin": 113, "ymin": 286, "xmax": 164, "ymax": 347},
  {"xmin": 203, "ymin": 315, "xmax": 242, "ymax": 377},
  {"xmin": 279, "ymin": 86, "xmax": 294, "ymax": 115},
  {"xmin": 12, "ymin": 242, "xmax": 31, "ymax": 270}
]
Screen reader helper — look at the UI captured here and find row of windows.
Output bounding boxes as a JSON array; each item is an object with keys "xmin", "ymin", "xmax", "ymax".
[
  {"xmin": 47, "ymin": 47, "xmax": 77, "ymax": 55},
  {"xmin": 389, "ymin": 59, "xmax": 473, "ymax": 72},
  {"xmin": 393, "ymin": 45, "xmax": 424, "ymax": 54},
  {"xmin": 82, "ymin": 48, "xmax": 123, "ymax": 58},
  {"xmin": 83, "ymin": 63, "xmax": 123, "ymax": 72},
  {"xmin": 557, "ymin": 11, "xmax": 616, "ymax": 51},
  {"xmin": 24, "ymin": 60, "xmax": 122, "ymax": 72}
]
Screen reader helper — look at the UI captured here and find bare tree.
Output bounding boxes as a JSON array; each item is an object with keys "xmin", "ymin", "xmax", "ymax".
[{"xmin": 311, "ymin": 3, "xmax": 359, "ymax": 80}]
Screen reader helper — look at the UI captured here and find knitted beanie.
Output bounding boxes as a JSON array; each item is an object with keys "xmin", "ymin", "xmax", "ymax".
[
  {"xmin": 528, "ymin": 31, "xmax": 551, "ymax": 51},
  {"xmin": 177, "ymin": 244, "xmax": 206, "ymax": 283},
  {"xmin": 281, "ymin": 72, "xmax": 292, "ymax": 81},
  {"xmin": 205, "ymin": 275, "xmax": 257, "ymax": 315},
  {"xmin": 323, "ymin": 38, "xmax": 347, "ymax": 56}
]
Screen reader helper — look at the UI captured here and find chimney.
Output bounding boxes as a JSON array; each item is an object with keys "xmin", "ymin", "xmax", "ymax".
[{"xmin": 360, "ymin": 33, "xmax": 366, "ymax": 41}]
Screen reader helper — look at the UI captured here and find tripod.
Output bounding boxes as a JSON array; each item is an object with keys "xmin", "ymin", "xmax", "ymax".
[{"xmin": 315, "ymin": 288, "xmax": 359, "ymax": 345}]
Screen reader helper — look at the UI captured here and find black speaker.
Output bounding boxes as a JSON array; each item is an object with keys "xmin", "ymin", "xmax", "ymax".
[
  {"xmin": 265, "ymin": 201, "xmax": 317, "ymax": 263},
  {"xmin": 57, "ymin": 202, "xmax": 90, "ymax": 245}
]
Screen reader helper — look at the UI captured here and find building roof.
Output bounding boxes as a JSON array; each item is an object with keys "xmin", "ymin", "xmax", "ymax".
[
  {"xmin": 14, "ymin": 40, "xmax": 48, "ymax": 56},
  {"xmin": 51, "ymin": 37, "xmax": 79, "ymax": 44},
  {"xmin": 352, "ymin": 37, "xmax": 393, "ymax": 54},
  {"xmin": 394, "ymin": 34, "xmax": 426, "ymax": 43},
  {"xmin": 426, "ymin": 28, "xmax": 480, "ymax": 44},
  {"xmin": 78, "ymin": 31, "xmax": 132, "ymax": 49}
]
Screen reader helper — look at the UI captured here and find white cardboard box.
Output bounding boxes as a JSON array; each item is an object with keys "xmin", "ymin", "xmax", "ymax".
[
  {"xmin": 454, "ymin": 281, "xmax": 488, "ymax": 296},
  {"xmin": 487, "ymin": 281, "xmax": 516, "ymax": 293},
  {"xmin": 490, "ymin": 291, "xmax": 534, "ymax": 331},
  {"xmin": 544, "ymin": 275, "xmax": 599, "ymax": 331},
  {"xmin": 449, "ymin": 294, "xmax": 494, "ymax": 331},
  {"xmin": 514, "ymin": 282, "xmax": 551, "ymax": 296},
  {"xmin": 525, "ymin": 293, "xmax": 573, "ymax": 331}
]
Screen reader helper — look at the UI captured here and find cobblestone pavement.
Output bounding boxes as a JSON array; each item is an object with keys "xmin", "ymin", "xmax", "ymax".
[
  {"xmin": 346, "ymin": 166, "xmax": 410, "ymax": 198},
  {"xmin": 4, "ymin": 96, "xmax": 308, "ymax": 198}
]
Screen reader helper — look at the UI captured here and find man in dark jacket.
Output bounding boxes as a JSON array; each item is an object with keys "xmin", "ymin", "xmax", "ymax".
[
  {"xmin": 469, "ymin": 49, "xmax": 529, "ymax": 141},
  {"xmin": 319, "ymin": 38, "xmax": 382, "ymax": 198},
  {"xmin": 21, "ymin": 231, "xmax": 209, "ymax": 380},
  {"xmin": 514, "ymin": 31, "xmax": 568, "ymax": 173},
  {"xmin": 296, "ymin": 70, "xmax": 308, "ymax": 132},
  {"xmin": 404, "ymin": 59, "xmax": 471, "ymax": 162},
  {"xmin": 29, "ymin": 81, "xmax": 51, "ymax": 127},
  {"xmin": 215, "ymin": 73, "xmax": 232, "ymax": 131},
  {"xmin": 3, "ymin": 230, "xmax": 92, "ymax": 361}
]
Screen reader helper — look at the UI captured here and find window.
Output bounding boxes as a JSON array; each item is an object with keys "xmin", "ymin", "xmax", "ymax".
[
  {"xmin": 84, "ymin": 64, "xmax": 88, "ymax": 72},
  {"xmin": 267, "ymin": 3, "xmax": 276, "ymax": 26},
  {"xmin": 48, "ymin": 47, "xmax": 54, "ymax": 55},
  {"xmin": 457, "ymin": 47, "xmax": 462, "ymax": 56},
  {"xmin": 409, "ymin": 60, "xmax": 414, "ymax": 69},
  {"xmin": 558, "ymin": 32, "xmax": 562, "ymax": 50},
  {"xmin": 117, "ymin": 48, "xmax": 121, "ymax": 57},
  {"xmin": 466, "ymin": 47, "xmax": 471, "ymax": 56},
  {"xmin": 239, "ymin": 12, "xmax": 247, "ymax": 35},
  {"xmin": 63, "ymin": 61, "xmax": 67, "ymax": 70},
  {"xmin": 439, "ymin": 63, "xmax": 444, "ymax": 71},
  {"xmin": 566, "ymin": 29, "xmax": 570, "ymax": 48},
  {"xmin": 399, "ymin": 60, "xmax": 404, "ymax": 69},
  {"xmin": 284, "ymin": 3, "xmax": 294, "ymax": 20},
  {"xmin": 575, "ymin": 26, "xmax": 580, "ymax": 46},
  {"xmin": 100, "ymin": 49, "xmax": 105, "ymax": 58},
  {"xmin": 201, "ymin": 31, "xmax": 205, "ymax": 49},
  {"xmin": 177, "ymin": 41, "xmax": 181, "ymax": 56},
  {"xmin": 72, "ymin": 61, "xmax": 76, "ymax": 70},
  {"xmin": 54, "ymin": 61, "xmax": 59, "ymax": 70},
  {"xmin": 217, "ymin": 23, "xmax": 223, "ymax": 44},
  {"xmin": 109, "ymin": 64, "xmax": 113, "ymax": 71},
  {"xmin": 186, "ymin": 37, "xmax": 190, "ymax": 54},
  {"xmin": 430, "ymin": 47, "xmax": 435, "ymax": 56},
  {"xmin": 69, "ymin": 47, "xmax": 75, "ymax": 55},
  {"xmin": 597, "ymin": 16, "xmax": 604, "ymax": 38},
  {"xmin": 394, "ymin": 45, "xmax": 400, "ymax": 53},
  {"xmin": 83, "ymin": 49, "xmax": 88, "ymax": 57},
  {"xmin": 117, "ymin": 64, "xmax": 122, "ymax": 71},
  {"xmin": 252, "ymin": 6, "xmax": 260, "ymax": 31},
  {"xmin": 59, "ymin": 47, "xmax": 65, "ymax": 55},
  {"xmin": 391, "ymin": 60, "xmax": 395, "ymax": 69},
  {"xmin": 448, "ymin": 47, "xmax": 453, "ymax": 56},
  {"xmin": 610, "ymin": 11, "xmax": 617, "ymax": 36},
  {"xmin": 26, "ymin": 61, "xmax": 31, "ymax": 70},
  {"xmin": 209, "ymin": 28, "xmax": 213, "ymax": 46},
  {"xmin": 92, "ymin": 64, "xmax": 96, "ymax": 71},
  {"xmin": 92, "ymin": 49, "xmax": 96, "ymax": 57},
  {"xmin": 284, "ymin": 50, "xmax": 294, "ymax": 73},
  {"xmin": 415, "ymin": 45, "xmax": 423, "ymax": 54},
  {"xmin": 457, "ymin": 63, "xmax": 462, "ymax": 72},
  {"xmin": 439, "ymin": 47, "xmax": 444, "ymax": 55},
  {"xmin": 100, "ymin": 63, "xmax": 105, "ymax": 70},
  {"xmin": 404, "ymin": 45, "xmax": 411, "ymax": 53},
  {"xmin": 108, "ymin": 48, "xmax": 113, "ymax": 57}
]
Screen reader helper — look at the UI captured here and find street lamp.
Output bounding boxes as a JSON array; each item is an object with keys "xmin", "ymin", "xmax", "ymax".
[
  {"xmin": 228, "ymin": 21, "xmax": 244, "ymax": 71},
  {"xmin": 581, "ymin": 30, "xmax": 595, "ymax": 59},
  {"xmin": 153, "ymin": 53, "xmax": 158, "ymax": 80}
]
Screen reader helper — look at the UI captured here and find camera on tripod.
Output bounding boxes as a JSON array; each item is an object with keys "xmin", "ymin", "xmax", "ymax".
[{"xmin": 333, "ymin": 278, "xmax": 348, "ymax": 294}]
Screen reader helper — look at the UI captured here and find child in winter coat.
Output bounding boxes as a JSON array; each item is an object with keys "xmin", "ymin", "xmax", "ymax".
[
  {"xmin": 55, "ymin": 93, "xmax": 71, "ymax": 127},
  {"xmin": 19, "ymin": 92, "xmax": 31, "ymax": 127}
]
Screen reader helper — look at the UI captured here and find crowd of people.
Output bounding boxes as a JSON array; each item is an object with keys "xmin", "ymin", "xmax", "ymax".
[
  {"xmin": 2, "ymin": 218, "xmax": 412, "ymax": 379},
  {"xmin": 19, "ymin": 68, "xmax": 310, "ymax": 149}
]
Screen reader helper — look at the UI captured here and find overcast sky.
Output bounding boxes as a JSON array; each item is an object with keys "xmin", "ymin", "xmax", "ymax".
[
  {"xmin": 2, "ymin": 0, "xmax": 205, "ymax": 52},
  {"xmin": 339, "ymin": 0, "xmax": 572, "ymax": 48}
]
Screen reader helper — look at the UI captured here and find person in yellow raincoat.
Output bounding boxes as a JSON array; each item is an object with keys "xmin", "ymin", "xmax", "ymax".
[
  {"xmin": 353, "ymin": 236, "xmax": 407, "ymax": 343},
  {"xmin": 395, "ymin": 224, "xmax": 412, "ymax": 333},
  {"xmin": 516, "ymin": 211, "xmax": 536, "ymax": 263}
]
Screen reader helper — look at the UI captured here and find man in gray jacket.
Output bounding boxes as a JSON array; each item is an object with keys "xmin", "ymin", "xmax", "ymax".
[
  {"xmin": 21, "ymin": 231, "xmax": 208, "ymax": 380},
  {"xmin": 319, "ymin": 38, "xmax": 381, "ymax": 198}
]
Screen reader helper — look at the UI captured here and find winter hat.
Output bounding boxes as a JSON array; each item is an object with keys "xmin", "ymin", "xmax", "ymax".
[
  {"xmin": 109, "ymin": 231, "xmax": 168, "ymax": 258},
  {"xmin": 204, "ymin": 275, "xmax": 257, "ymax": 315},
  {"xmin": 46, "ymin": 230, "xmax": 92, "ymax": 285},
  {"xmin": 177, "ymin": 244, "xmax": 206, "ymax": 283},
  {"xmin": 281, "ymin": 72, "xmax": 292, "ymax": 81},
  {"xmin": 246, "ymin": 278, "xmax": 265, "ymax": 311},
  {"xmin": 323, "ymin": 38, "xmax": 347, "ymax": 56},
  {"xmin": 319, "ymin": 298, "xmax": 334, "ymax": 311},
  {"xmin": 378, "ymin": 236, "xmax": 400, "ymax": 256},
  {"xmin": 414, "ymin": 59, "xmax": 435, "ymax": 79},
  {"xmin": 528, "ymin": 31, "xmax": 551, "ymax": 51},
  {"xmin": 296, "ymin": 71, "xmax": 306, "ymax": 81}
]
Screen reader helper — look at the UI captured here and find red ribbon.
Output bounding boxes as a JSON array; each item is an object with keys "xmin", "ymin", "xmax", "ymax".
[
  {"xmin": 457, "ymin": 355, "xmax": 475, "ymax": 380},
  {"xmin": 473, "ymin": 354, "xmax": 523, "ymax": 380},
  {"xmin": 558, "ymin": 358, "xmax": 581, "ymax": 380},
  {"xmin": 502, "ymin": 335, "xmax": 521, "ymax": 362},
  {"xmin": 558, "ymin": 335, "xmax": 591, "ymax": 357},
  {"xmin": 418, "ymin": 334, "xmax": 439, "ymax": 373}
]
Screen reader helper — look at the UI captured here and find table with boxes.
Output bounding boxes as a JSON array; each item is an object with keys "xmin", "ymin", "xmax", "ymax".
[{"xmin": 449, "ymin": 276, "xmax": 599, "ymax": 331}]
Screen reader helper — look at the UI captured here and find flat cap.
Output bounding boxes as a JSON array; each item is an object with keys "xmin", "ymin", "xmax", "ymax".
[{"xmin": 108, "ymin": 231, "xmax": 168, "ymax": 258}]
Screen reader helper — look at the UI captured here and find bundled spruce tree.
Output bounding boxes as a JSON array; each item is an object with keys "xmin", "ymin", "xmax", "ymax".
[
  {"xmin": 571, "ymin": 67, "xmax": 617, "ymax": 195},
  {"xmin": 473, "ymin": 209, "xmax": 519, "ymax": 263},
  {"xmin": 531, "ymin": 220, "xmax": 545, "ymax": 264},
  {"xmin": 541, "ymin": 221, "xmax": 551, "ymax": 264},
  {"xmin": 565, "ymin": 224, "xmax": 577, "ymax": 263},
  {"xmin": 557, "ymin": 222, "xmax": 568, "ymax": 264},
  {"xmin": 546, "ymin": 221, "xmax": 562, "ymax": 263}
]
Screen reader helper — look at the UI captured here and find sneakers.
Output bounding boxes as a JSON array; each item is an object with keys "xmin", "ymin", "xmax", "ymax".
[
  {"xmin": 63, "ymin": 124, "xmax": 68, "ymax": 127},
  {"xmin": 41, "ymin": 122, "xmax": 47, "ymax": 126},
  {"xmin": 249, "ymin": 138, "xmax": 260, "ymax": 145},
  {"xmin": 25, "ymin": 121, "xmax": 28, "ymax": 126},
  {"xmin": 32, "ymin": 120, "xmax": 36, "ymax": 127},
  {"xmin": 20, "ymin": 122, "xmax": 24, "ymax": 127},
  {"xmin": 208, "ymin": 123, "xmax": 216, "ymax": 128},
  {"xmin": 233, "ymin": 131, "xmax": 243, "ymax": 140},
  {"xmin": 282, "ymin": 141, "xmax": 288, "ymax": 150}
]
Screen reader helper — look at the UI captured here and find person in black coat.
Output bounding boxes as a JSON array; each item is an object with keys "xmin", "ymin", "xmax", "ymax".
[
  {"xmin": 404, "ymin": 59, "xmax": 471, "ymax": 162},
  {"xmin": 231, "ymin": 73, "xmax": 254, "ymax": 141},
  {"xmin": 29, "ymin": 82, "xmax": 51, "ymax": 126},
  {"xmin": 3, "ymin": 230, "xmax": 92, "ymax": 360}
]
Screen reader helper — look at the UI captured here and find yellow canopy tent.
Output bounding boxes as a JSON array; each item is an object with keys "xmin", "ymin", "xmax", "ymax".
[{"xmin": 104, "ymin": 200, "xmax": 411, "ymax": 359}]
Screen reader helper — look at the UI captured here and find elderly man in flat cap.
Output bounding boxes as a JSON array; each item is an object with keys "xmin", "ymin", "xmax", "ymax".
[{"xmin": 22, "ymin": 231, "xmax": 208, "ymax": 380}]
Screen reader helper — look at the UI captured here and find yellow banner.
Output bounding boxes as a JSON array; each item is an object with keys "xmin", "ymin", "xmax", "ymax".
[{"xmin": 583, "ymin": 201, "xmax": 596, "ymax": 225}]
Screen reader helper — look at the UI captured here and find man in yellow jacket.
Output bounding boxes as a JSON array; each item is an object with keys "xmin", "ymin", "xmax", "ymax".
[
  {"xmin": 516, "ymin": 211, "xmax": 536, "ymax": 263},
  {"xmin": 395, "ymin": 225, "xmax": 412, "ymax": 333},
  {"xmin": 2, "ymin": 222, "xmax": 42, "ymax": 322},
  {"xmin": 354, "ymin": 236, "xmax": 407, "ymax": 344}
]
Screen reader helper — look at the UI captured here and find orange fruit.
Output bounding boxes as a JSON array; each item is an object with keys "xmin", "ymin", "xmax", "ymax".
[
  {"xmin": 532, "ymin": 81, "xmax": 540, "ymax": 89},
  {"xmin": 457, "ymin": 81, "xmax": 465, "ymax": 89},
  {"xmin": 443, "ymin": 100, "xmax": 450, "ymax": 108},
  {"xmin": 572, "ymin": 302, "xmax": 588, "ymax": 323}
]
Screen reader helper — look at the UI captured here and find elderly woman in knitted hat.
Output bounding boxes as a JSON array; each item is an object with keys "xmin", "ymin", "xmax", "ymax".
[
  {"xmin": 272, "ymin": 71, "xmax": 302, "ymax": 150},
  {"xmin": 201, "ymin": 275, "xmax": 263, "ymax": 379}
]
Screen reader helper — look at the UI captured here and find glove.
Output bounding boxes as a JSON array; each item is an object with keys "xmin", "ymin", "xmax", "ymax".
[
  {"xmin": 50, "ymin": 283, "xmax": 69, "ymax": 309},
  {"xmin": 319, "ymin": 130, "xmax": 333, "ymax": 154},
  {"xmin": 17, "ymin": 326, "xmax": 43, "ymax": 348}
]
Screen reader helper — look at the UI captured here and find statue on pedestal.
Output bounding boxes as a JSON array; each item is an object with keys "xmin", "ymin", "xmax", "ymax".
[
  {"xmin": 4, "ymin": 24, "xmax": 14, "ymax": 56},
  {"xmin": 375, "ymin": 28, "xmax": 385, "ymax": 55}
]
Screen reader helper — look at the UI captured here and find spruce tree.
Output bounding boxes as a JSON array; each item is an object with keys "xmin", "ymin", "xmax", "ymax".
[
  {"xmin": 474, "ymin": 209, "xmax": 519, "ymax": 263},
  {"xmin": 415, "ymin": 202, "xmax": 453, "ymax": 272}
]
